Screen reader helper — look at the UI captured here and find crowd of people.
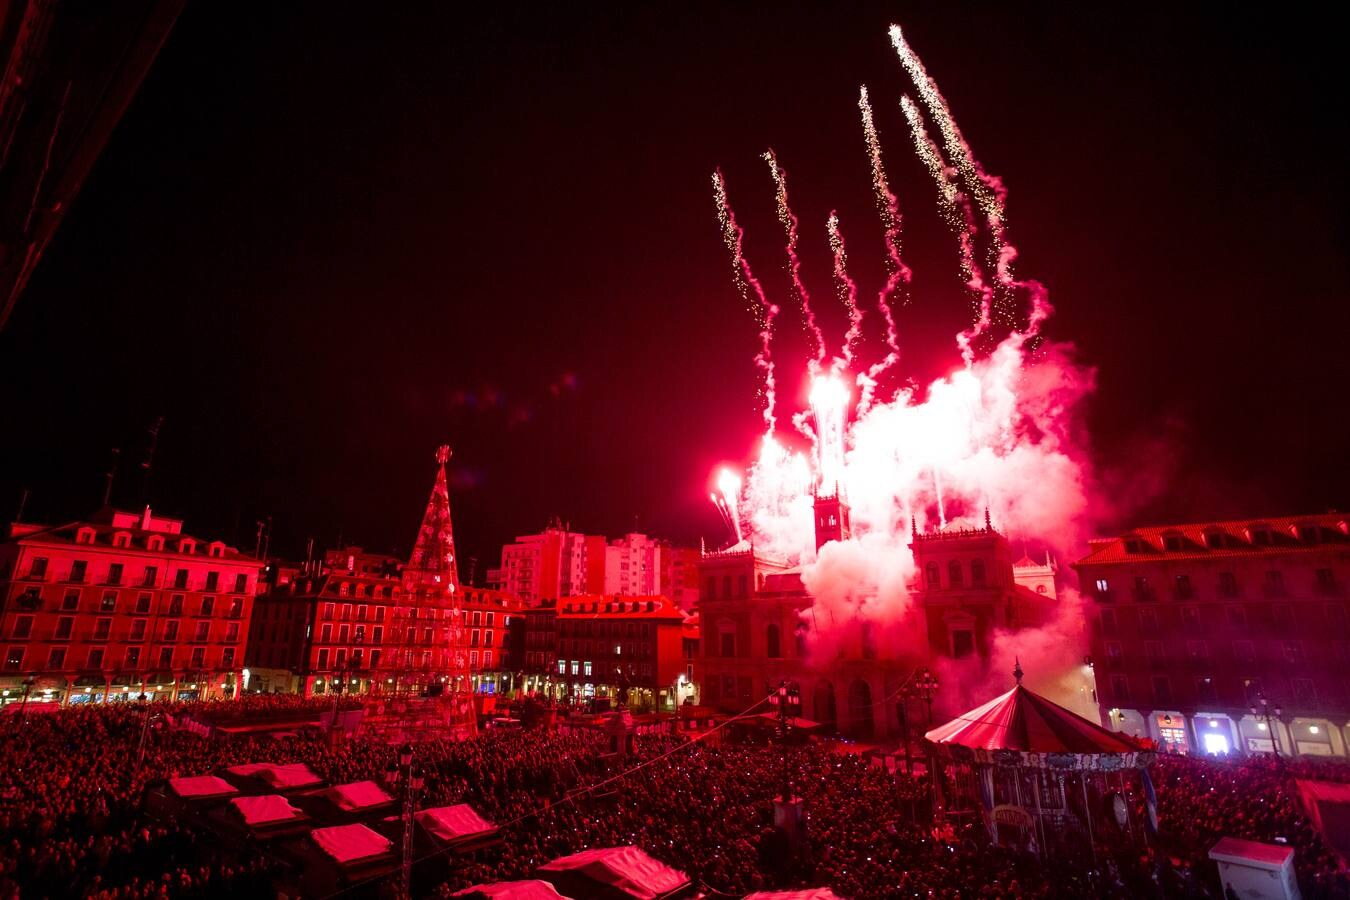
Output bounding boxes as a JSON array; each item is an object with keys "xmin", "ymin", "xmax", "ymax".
[{"xmin": 0, "ymin": 695, "xmax": 1346, "ymax": 898}]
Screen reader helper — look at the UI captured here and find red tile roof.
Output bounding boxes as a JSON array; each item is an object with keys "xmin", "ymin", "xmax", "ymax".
[{"xmin": 1076, "ymin": 513, "xmax": 1349, "ymax": 565}]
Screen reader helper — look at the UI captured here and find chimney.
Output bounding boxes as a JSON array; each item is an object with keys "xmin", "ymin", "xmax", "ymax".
[{"xmin": 141, "ymin": 505, "xmax": 153, "ymax": 531}]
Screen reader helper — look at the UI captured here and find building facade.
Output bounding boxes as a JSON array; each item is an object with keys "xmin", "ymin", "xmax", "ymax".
[
  {"xmin": 549, "ymin": 594, "xmax": 686, "ymax": 711},
  {"xmin": 1076, "ymin": 513, "xmax": 1350, "ymax": 758},
  {"xmin": 496, "ymin": 521, "xmax": 590, "ymax": 604},
  {"xmin": 696, "ymin": 498, "xmax": 1059, "ymax": 738},
  {"xmin": 0, "ymin": 507, "xmax": 262, "ymax": 704}
]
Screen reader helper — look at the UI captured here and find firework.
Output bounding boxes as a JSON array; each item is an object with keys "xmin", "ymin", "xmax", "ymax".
[
  {"xmin": 827, "ymin": 212, "xmax": 863, "ymax": 370},
  {"xmin": 857, "ymin": 85, "xmax": 910, "ymax": 403},
  {"xmin": 764, "ymin": 149, "xmax": 827, "ymax": 374},
  {"xmin": 713, "ymin": 169, "xmax": 781, "ymax": 433}
]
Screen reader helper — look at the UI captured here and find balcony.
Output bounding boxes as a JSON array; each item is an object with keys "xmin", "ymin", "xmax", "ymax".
[{"xmin": 19, "ymin": 569, "xmax": 49, "ymax": 582}]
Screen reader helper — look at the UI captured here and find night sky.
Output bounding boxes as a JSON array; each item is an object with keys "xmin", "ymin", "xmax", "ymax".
[{"xmin": 2, "ymin": 5, "xmax": 1347, "ymax": 575}]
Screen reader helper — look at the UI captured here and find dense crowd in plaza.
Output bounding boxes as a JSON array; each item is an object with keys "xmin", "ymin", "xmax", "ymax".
[{"xmin": 0, "ymin": 695, "xmax": 1346, "ymax": 898}]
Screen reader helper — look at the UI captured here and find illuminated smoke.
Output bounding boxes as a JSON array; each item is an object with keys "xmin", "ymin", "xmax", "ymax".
[
  {"xmin": 808, "ymin": 374, "xmax": 849, "ymax": 499},
  {"xmin": 827, "ymin": 212, "xmax": 864, "ymax": 370},
  {"xmin": 764, "ymin": 149, "xmax": 827, "ymax": 375},
  {"xmin": 713, "ymin": 170, "xmax": 781, "ymax": 433},
  {"xmin": 857, "ymin": 85, "xmax": 909, "ymax": 405}
]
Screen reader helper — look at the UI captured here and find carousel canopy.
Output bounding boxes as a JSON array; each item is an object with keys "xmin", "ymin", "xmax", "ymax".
[{"xmin": 925, "ymin": 680, "xmax": 1150, "ymax": 770}]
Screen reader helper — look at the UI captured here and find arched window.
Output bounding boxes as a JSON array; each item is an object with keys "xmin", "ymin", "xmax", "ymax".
[
  {"xmin": 721, "ymin": 576, "xmax": 732, "ymax": 600},
  {"xmin": 970, "ymin": 559, "xmax": 986, "ymax": 587},
  {"xmin": 705, "ymin": 577, "xmax": 716, "ymax": 600},
  {"xmin": 948, "ymin": 560, "xmax": 964, "ymax": 588},
  {"xmin": 925, "ymin": 562, "xmax": 941, "ymax": 589},
  {"xmin": 766, "ymin": 624, "xmax": 781, "ymax": 658}
]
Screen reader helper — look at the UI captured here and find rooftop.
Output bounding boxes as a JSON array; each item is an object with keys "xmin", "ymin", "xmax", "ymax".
[{"xmin": 1076, "ymin": 513, "xmax": 1350, "ymax": 565}]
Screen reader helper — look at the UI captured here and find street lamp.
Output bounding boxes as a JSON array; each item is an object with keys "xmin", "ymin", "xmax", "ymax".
[
  {"xmin": 767, "ymin": 680, "xmax": 801, "ymax": 802},
  {"xmin": 18, "ymin": 676, "xmax": 35, "ymax": 724},
  {"xmin": 916, "ymin": 668, "xmax": 940, "ymax": 729},
  {"xmin": 895, "ymin": 684, "xmax": 914, "ymax": 775},
  {"xmin": 385, "ymin": 743, "xmax": 422, "ymax": 900},
  {"xmin": 1249, "ymin": 690, "xmax": 1284, "ymax": 763}
]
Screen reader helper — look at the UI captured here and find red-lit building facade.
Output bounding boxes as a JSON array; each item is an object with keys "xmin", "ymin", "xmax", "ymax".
[
  {"xmin": 539, "ymin": 595, "xmax": 686, "ymax": 711},
  {"xmin": 1076, "ymin": 514, "xmax": 1350, "ymax": 758},
  {"xmin": 0, "ymin": 507, "xmax": 262, "ymax": 704}
]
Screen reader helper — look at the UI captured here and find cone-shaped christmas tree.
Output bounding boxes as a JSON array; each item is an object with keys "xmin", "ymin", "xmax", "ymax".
[{"xmin": 405, "ymin": 444, "xmax": 460, "ymax": 589}]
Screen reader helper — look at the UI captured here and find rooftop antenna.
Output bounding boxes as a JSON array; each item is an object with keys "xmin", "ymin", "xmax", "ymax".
[
  {"xmin": 1013, "ymin": 657, "xmax": 1024, "ymax": 686},
  {"xmin": 254, "ymin": 521, "xmax": 266, "ymax": 560},
  {"xmin": 139, "ymin": 416, "xmax": 163, "ymax": 505},
  {"xmin": 102, "ymin": 447, "xmax": 120, "ymax": 506},
  {"xmin": 15, "ymin": 488, "xmax": 30, "ymax": 523}
]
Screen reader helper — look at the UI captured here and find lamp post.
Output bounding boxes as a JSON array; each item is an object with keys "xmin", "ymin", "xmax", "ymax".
[
  {"xmin": 18, "ymin": 676, "xmax": 35, "ymax": 725},
  {"xmin": 385, "ymin": 743, "xmax": 423, "ymax": 900},
  {"xmin": 1250, "ymin": 690, "xmax": 1284, "ymax": 765},
  {"xmin": 895, "ymin": 684, "xmax": 913, "ymax": 775},
  {"xmin": 915, "ymin": 668, "xmax": 940, "ymax": 818},
  {"xmin": 768, "ymin": 680, "xmax": 801, "ymax": 802}
]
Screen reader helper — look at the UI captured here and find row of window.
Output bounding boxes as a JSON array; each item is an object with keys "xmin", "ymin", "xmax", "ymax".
[
  {"xmin": 23, "ymin": 590, "xmax": 246, "ymax": 617},
  {"xmin": 1106, "ymin": 672, "xmax": 1323, "ymax": 707},
  {"xmin": 1102, "ymin": 638, "xmax": 1347, "ymax": 666},
  {"xmin": 1094, "ymin": 568, "xmax": 1337, "ymax": 601},
  {"xmin": 554, "ymin": 659, "xmax": 653, "ymax": 678},
  {"xmin": 557, "ymin": 639, "xmax": 650, "ymax": 658},
  {"xmin": 1100, "ymin": 601, "xmax": 1347, "ymax": 635},
  {"xmin": 558, "ymin": 620, "xmax": 654, "ymax": 639},
  {"xmin": 22, "ymin": 557, "xmax": 250, "ymax": 592},
  {"xmin": 11, "ymin": 614, "xmax": 243, "ymax": 643},
  {"xmin": 5, "ymin": 644, "xmax": 236, "ymax": 672},
  {"xmin": 923, "ymin": 559, "xmax": 989, "ymax": 590}
]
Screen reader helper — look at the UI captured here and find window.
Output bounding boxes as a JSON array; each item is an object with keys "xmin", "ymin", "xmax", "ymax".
[
  {"xmin": 720, "ymin": 632, "xmax": 735, "ymax": 657},
  {"xmin": 194, "ymin": 621, "xmax": 209, "ymax": 642},
  {"xmin": 1164, "ymin": 534, "xmax": 1184, "ymax": 551},
  {"xmin": 1151, "ymin": 675, "xmax": 1172, "ymax": 705},
  {"xmin": 222, "ymin": 648, "xmax": 235, "ymax": 668},
  {"xmin": 125, "ymin": 647, "xmax": 140, "ymax": 668},
  {"xmin": 558, "ymin": 660, "xmax": 567, "ymax": 675},
  {"xmin": 174, "ymin": 570, "xmax": 188, "ymax": 589},
  {"xmin": 341, "ymin": 604, "xmax": 351, "ymax": 621},
  {"xmin": 28, "ymin": 557, "xmax": 48, "ymax": 578},
  {"xmin": 234, "ymin": 574, "xmax": 248, "ymax": 593},
  {"xmin": 338, "ymin": 624, "xmax": 349, "ymax": 643},
  {"xmin": 1272, "ymin": 604, "xmax": 1293, "ymax": 631},
  {"xmin": 484, "ymin": 650, "xmax": 493, "ymax": 668},
  {"xmin": 1186, "ymin": 640, "xmax": 1208, "ymax": 660},
  {"xmin": 130, "ymin": 619, "xmax": 147, "ymax": 640},
  {"xmin": 470, "ymin": 651, "xmax": 479, "ymax": 668},
  {"xmin": 1174, "ymin": 575, "xmax": 1193, "ymax": 599},
  {"xmin": 766, "ymin": 624, "xmax": 781, "ymax": 658},
  {"xmin": 1218, "ymin": 572, "xmax": 1238, "ymax": 598},
  {"xmin": 1144, "ymin": 640, "xmax": 1164, "ymax": 661},
  {"xmin": 4, "ymin": 648, "xmax": 21, "ymax": 671},
  {"xmin": 136, "ymin": 593, "xmax": 151, "ymax": 614},
  {"xmin": 472, "ymin": 611, "xmax": 481, "ymax": 626},
  {"xmin": 721, "ymin": 576, "xmax": 731, "ymax": 599},
  {"xmin": 471, "ymin": 629, "xmax": 480, "ymax": 648},
  {"xmin": 357, "ymin": 605, "xmax": 367, "ymax": 621},
  {"xmin": 1326, "ymin": 603, "xmax": 1347, "ymax": 630},
  {"xmin": 373, "ymin": 626, "xmax": 383, "ymax": 644},
  {"xmin": 1265, "ymin": 570, "xmax": 1286, "ymax": 597},
  {"xmin": 570, "ymin": 661, "xmax": 579, "ymax": 676},
  {"xmin": 484, "ymin": 630, "xmax": 493, "ymax": 647},
  {"xmin": 142, "ymin": 566, "xmax": 158, "ymax": 587},
  {"xmin": 370, "ymin": 649, "xmax": 381, "ymax": 668},
  {"xmin": 1232, "ymin": 639, "xmax": 1254, "ymax": 662},
  {"xmin": 228, "ymin": 598, "xmax": 243, "ymax": 618},
  {"xmin": 70, "ymin": 560, "xmax": 87, "ymax": 583},
  {"xmin": 486, "ymin": 612, "xmax": 495, "ymax": 626},
  {"xmin": 1284, "ymin": 640, "xmax": 1304, "ymax": 664},
  {"xmin": 1292, "ymin": 678, "xmax": 1317, "ymax": 705},
  {"xmin": 107, "ymin": 563, "xmax": 123, "ymax": 585},
  {"xmin": 188, "ymin": 648, "xmax": 205, "ymax": 669},
  {"xmin": 168, "ymin": 595, "xmax": 183, "ymax": 616},
  {"xmin": 1100, "ymin": 609, "xmax": 1117, "ymax": 636},
  {"xmin": 164, "ymin": 620, "xmax": 179, "ymax": 641},
  {"xmin": 1124, "ymin": 538, "xmax": 1144, "ymax": 554},
  {"xmin": 926, "ymin": 562, "xmax": 941, "ymax": 589},
  {"xmin": 1133, "ymin": 576, "xmax": 1154, "ymax": 601},
  {"xmin": 1227, "ymin": 605, "xmax": 1247, "ymax": 628},
  {"xmin": 1109, "ymin": 674, "xmax": 1129, "ymax": 701},
  {"xmin": 48, "ymin": 648, "xmax": 66, "ymax": 669},
  {"xmin": 1139, "ymin": 608, "xmax": 1158, "ymax": 633},
  {"xmin": 55, "ymin": 617, "xmax": 74, "ymax": 640},
  {"xmin": 317, "ymin": 649, "xmax": 330, "ymax": 670},
  {"xmin": 99, "ymin": 591, "xmax": 116, "ymax": 612},
  {"xmin": 62, "ymin": 590, "xmax": 79, "ymax": 611},
  {"xmin": 88, "ymin": 648, "xmax": 105, "ymax": 669},
  {"xmin": 1196, "ymin": 676, "xmax": 1217, "ymax": 704},
  {"xmin": 158, "ymin": 647, "xmax": 173, "ymax": 668},
  {"xmin": 970, "ymin": 559, "xmax": 987, "ymax": 587},
  {"xmin": 320, "ymin": 624, "xmax": 332, "ymax": 643},
  {"xmin": 948, "ymin": 561, "xmax": 964, "ymax": 588},
  {"xmin": 1251, "ymin": 528, "xmax": 1272, "ymax": 546},
  {"xmin": 1204, "ymin": 531, "xmax": 1225, "ymax": 550},
  {"xmin": 205, "ymin": 572, "xmax": 219, "ymax": 592},
  {"xmin": 94, "ymin": 618, "xmax": 111, "ymax": 640},
  {"xmin": 12, "ymin": 615, "xmax": 33, "ymax": 639},
  {"xmin": 583, "ymin": 660, "xmax": 592, "ymax": 677},
  {"xmin": 738, "ymin": 574, "xmax": 749, "ymax": 598},
  {"xmin": 705, "ymin": 577, "xmax": 716, "ymax": 600},
  {"xmin": 1094, "ymin": 577, "xmax": 1110, "ymax": 598},
  {"xmin": 1181, "ymin": 606, "xmax": 1200, "ymax": 629},
  {"xmin": 1105, "ymin": 640, "xmax": 1122, "ymax": 662}
]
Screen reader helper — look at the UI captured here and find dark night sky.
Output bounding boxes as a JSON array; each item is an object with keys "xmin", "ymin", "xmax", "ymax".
[{"xmin": 2, "ymin": 4, "xmax": 1347, "ymax": 573}]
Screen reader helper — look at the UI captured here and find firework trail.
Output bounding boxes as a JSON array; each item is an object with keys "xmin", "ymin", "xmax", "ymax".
[
  {"xmin": 713, "ymin": 169, "xmax": 781, "ymax": 433},
  {"xmin": 889, "ymin": 25, "xmax": 1053, "ymax": 335},
  {"xmin": 858, "ymin": 85, "xmax": 910, "ymax": 406},
  {"xmin": 764, "ymin": 149, "xmax": 827, "ymax": 375},
  {"xmin": 900, "ymin": 94, "xmax": 994, "ymax": 365},
  {"xmin": 716, "ymin": 469, "xmax": 744, "ymax": 544},
  {"xmin": 827, "ymin": 212, "xmax": 864, "ymax": 370}
]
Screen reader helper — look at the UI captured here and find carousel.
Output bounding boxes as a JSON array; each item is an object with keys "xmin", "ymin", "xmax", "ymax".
[{"xmin": 924, "ymin": 661, "xmax": 1155, "ymax": 862}]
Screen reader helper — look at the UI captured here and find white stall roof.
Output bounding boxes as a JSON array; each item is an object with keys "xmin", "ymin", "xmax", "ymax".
[
  {"xmin": 416, "ymin": 804, "xmax": 497, "ymax": 843},
  {"xmin": 168, "ymin": 775, "xmax": 238, "ymax": 799},
  {"xmin": 1209, "ymin": 837, "xmax": 1294, "ymax": 871},
  {"xmin": 310, "ymin": 824, "xmax": 392, "ymax": 864}
]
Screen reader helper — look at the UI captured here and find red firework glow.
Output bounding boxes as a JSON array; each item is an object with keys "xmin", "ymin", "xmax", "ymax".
[{"xmin": 710, "ymin": 25, "xmax": 1096, "ymax": 694}]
